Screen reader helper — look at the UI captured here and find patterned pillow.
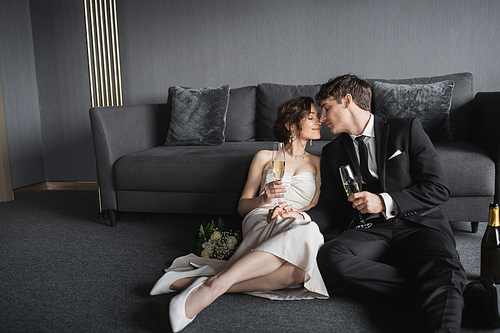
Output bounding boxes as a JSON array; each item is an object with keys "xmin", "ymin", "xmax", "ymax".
[
  {"xmin": 165, "ymin": 85, "xmax": 230, "ymax": 146},
  {"xmin": 371, "ymin": 80, "xmax": 455, "ymax": 142}
]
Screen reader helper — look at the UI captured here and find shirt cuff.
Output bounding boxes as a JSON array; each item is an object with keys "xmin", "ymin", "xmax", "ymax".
[{"xmin": 379, "ymin": 192, "xmax": 399, "ymax": 219}]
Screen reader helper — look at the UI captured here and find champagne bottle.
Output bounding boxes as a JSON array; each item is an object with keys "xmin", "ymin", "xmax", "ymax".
[{"xmin": 481, "ymin": 203, "xmax": 500, "ymax": 283}]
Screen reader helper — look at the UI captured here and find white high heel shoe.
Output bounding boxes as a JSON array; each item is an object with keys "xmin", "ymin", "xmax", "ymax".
[
  {"xmin": 169, "ymin": 276, "xmax": 208, "ymax": 332},
  {"xmin": 149, "ymin": 265, "xmax": 215, "ymax": 296}
]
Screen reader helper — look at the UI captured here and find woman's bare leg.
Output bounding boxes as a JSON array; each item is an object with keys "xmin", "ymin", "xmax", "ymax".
[
  {"xmin": 183, "ymin": 251, "xmax": 290, "ymax": 318},
  {"xmin": 226, "ymin": 261, "xmax": 305, "ymax": 293},
  {"xmin": 170, "ymin": 257, "xmax": 305, "ymax": 293},
  {"xmin": 170, "ymin": 275, "xmax": 213, "ymax": 291}
]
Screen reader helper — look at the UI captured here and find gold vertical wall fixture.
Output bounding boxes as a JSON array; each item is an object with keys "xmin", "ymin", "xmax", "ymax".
[
  {"xmin": 83, "ymin": 0, "xmax": 123, "ymax": 108},
  {"xmin": 84, "ymin": 0, "xmax": 123, "ymax": 218}
]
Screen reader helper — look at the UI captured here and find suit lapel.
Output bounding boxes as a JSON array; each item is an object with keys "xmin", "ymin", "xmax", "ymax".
[{"xmin": 374, "ymin": 116, "xmax": 389, "ymax": 192}]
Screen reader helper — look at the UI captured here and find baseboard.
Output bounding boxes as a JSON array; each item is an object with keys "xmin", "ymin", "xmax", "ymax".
[{"xmin": 13, "ymin": 181, "xmax": 98, "ymax": 199}]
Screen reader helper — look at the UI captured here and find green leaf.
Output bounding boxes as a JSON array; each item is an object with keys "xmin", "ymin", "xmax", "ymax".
[
  {"xmin": 199, "ymin": 224, "xmax": 205, "ymax": 239},
  {"xmin": 206, "ymin": 220, "xmax": 214, "ymax": 235},
  {"xmin": 218, "ymin": 217, "xmax": 224, "ymax": 231}
]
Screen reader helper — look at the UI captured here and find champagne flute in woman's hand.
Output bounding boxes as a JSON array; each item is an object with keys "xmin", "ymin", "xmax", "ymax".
[
  {"xmin": 271, "ymin": 142, "xmax": 286, "ymax": 205},
  {"xmin": 272, "ymin": 142, "xmax": 285, "ymax": 181},
  {"xmin": 339, "ymin": 164, "xmax": 372, "ymax": 229}
]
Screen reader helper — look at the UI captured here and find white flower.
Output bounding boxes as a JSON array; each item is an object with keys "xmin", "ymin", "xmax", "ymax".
[
  {"xmin": 202, "ymin": 241, "xmax": 214, "ymax": 254},
  {"xmin": 226, "ymin": 236, "xmax": 238, "ymax": 250},
  {"xmin": 211, "ymin": 231, "xmax": 222, "ymax": 241},
  {"xmin": 201, "ymin": 250, "xmax": 210, "ymax": 258}
]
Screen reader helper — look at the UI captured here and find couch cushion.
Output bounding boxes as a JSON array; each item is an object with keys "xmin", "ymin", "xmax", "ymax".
[
  {"xmin": 367, "ymin": 73, "xmax": 472, "ymax": 113},
  {"xmin": 225, "ymin": 86, "xmax": 257, "ymax": 142},
  {"xmin": 435, "ymin": 140, "xmax": 495, "ymax": 196},
  {"xmin": 367, "ymin": 72, "xmax": 473, "ymax": 140},
  {"xmin": 165, "ymin": 85, "xmax": 230, "ymax": 146},
  {"xmin": 371, "ymin": 80, "xmax": 455, "ymax": 142},
  {"xmin": 114, "ymin": 141, "xmax": 329, "ymax": 194},
  {"xmin": 256, "ymin": 83, "xmax": 335, "ymax": 141},
  {"xmin": 115, "ymin": 142, "xmax": 273, "ymax": 193},
  {"xmin": 114, "ymin": 139, "xmax": 492, "ymax": 211}
]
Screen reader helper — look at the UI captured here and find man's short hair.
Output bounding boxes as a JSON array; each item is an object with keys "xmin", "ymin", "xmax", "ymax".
[{"xmin": 315, "ymin": 74, "xmax": 372, "ymax": 111}]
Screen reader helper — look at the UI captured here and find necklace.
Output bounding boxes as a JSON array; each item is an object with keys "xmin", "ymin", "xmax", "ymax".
[{"xmin": 285, "ymin": 148, "xmax": 306, "ymax": 159}]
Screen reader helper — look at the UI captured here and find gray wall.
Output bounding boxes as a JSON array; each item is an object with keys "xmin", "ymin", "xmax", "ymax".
[
  {"xmin": 30, "ymin": 0, "xmax": 94, "ymax": 182},
  {"xmin": 0, "ymin": 0, "xmax": 45, "ymax": 188},
  {"xmin": 1, "ymin": 0, "xmax": 499, "ymax": 189},
  {"xmin": 0, "ymin": 0, "xmax": 93, "ymax": 189},
  {"xmin": 118, "ymin": 0, "xmax": 500, "ymax": 105}
]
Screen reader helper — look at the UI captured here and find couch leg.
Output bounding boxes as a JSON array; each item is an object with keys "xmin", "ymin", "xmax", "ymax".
[
  {"xmin": 140, "ymin": 213, "xmax": 146, "ymax": 221},
  {"xmin": 108, "ymin": 210, "xmax": 117, "ymax": 227},
  {"xmin": 471, "ymin": 222, "xmax": 479, "ymax": 233}
]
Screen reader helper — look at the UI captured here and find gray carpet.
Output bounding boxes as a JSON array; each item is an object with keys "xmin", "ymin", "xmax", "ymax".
[{"xmin": 0, "ymin": 190, "xmax": 499, "ymax": 333}]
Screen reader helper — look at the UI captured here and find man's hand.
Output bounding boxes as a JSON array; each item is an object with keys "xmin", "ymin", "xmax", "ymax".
[
  {"xmin": 262, "ymin": 181, "xmax": 286, "ymax": 204},
  {"xmin": 267, "ymin": 202, "xmax": 303, "ymax": 223},
  {"xmin": 348, "ymin": 191, "xmax": 385, "ymax": 214}
]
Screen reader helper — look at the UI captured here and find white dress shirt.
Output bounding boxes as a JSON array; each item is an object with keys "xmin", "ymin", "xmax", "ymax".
[
  {"xmin": 300, "ymin": 114, "xmax": 399, "ymax": 223},
  {"xmin": 350, "ymin": 114, "xmax": 399, "ymax": 219}
]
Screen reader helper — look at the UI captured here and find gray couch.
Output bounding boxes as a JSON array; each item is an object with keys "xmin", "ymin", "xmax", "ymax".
[{"xmin": 90, "ymin": 73, "xmax": 499, "ymax": 232}]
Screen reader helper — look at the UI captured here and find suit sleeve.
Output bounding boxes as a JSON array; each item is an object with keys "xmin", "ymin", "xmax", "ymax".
[{"xmin": 388, "ymin": 118, "xmax": 450, "ymax": 213}]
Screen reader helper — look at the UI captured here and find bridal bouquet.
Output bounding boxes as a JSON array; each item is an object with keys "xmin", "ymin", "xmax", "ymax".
[{"xmin": 196, "ymin": 217, "xmax": 241, "ymax": 260}]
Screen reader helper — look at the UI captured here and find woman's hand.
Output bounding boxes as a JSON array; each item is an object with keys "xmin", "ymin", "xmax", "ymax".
[
  {"xmin": 267, "ymin": 202, "xmax": 303, "ymax": 223},
  {"xmin": 261, "ymin": 181, "xmax": 286, "ymax": 204}
]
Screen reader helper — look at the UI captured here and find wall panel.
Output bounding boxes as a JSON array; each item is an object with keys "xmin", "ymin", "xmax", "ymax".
[
  {"xmin": 118, "ymin": 0, "xmax": 500, "ymax": 106},
  {"xmin": 30, "ymin": 0, "xmax": 95, "ymax": 182},
  {"xmin": 0, "ymin": 0, "xmax": 45, "ymax": 188}
]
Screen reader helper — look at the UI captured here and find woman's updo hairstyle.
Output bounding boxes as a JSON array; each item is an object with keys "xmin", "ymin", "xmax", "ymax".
[{"xmin": 273, "ymin": 96, "xmax": 314, "ymax": 143}]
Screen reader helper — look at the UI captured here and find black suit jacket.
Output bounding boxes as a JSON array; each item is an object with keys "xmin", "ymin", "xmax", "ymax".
[{"xmin": 309, "ymin": 116, "xmax": 454, "ymax": 242}]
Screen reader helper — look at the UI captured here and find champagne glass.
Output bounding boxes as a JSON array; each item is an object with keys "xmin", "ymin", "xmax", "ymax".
[
  {"xmin": 272, "ymin": 142, "xmax": 286, "ymax": 205},
  {"xmin": 339, "ymin": 164, "xmax": 372, "ymax": 229},
  {"xmin": 272, "ymin": 142, "xmax": 285, "ymax": 181}
]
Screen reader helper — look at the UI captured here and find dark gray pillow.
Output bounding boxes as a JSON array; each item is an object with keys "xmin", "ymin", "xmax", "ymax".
[
  {"xmin": 371, "ymin": 80, "xmax": 455, "ymax": 142},
  {"xmin": 165, "ymin": 85, "xmax": 230, "ymax": 146},
  {"xmin": 225, "ymin": 86, "xmax": 257, "ymax": 142}
]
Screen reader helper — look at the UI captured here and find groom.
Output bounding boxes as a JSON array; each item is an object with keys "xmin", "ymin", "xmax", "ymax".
[{"xmin": 272, "ymin": 74, "xmax": 468, "ymax": 332}]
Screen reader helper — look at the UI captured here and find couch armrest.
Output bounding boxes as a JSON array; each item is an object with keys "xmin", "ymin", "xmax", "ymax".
[
  {"xmin": 470, "ymin": 92, "xmax": 500, "ymax": 202},
  {"xmin": 89, "ymin": 104, "xmax": 167, "ymax": 210}
]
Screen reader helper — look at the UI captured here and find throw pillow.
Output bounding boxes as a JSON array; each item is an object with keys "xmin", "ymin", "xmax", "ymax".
[
  {"xmin": 165, "ymin": 84, "xmax": 230, "ymax": 146},
  {"xmin": 371, "ymin": 80, "xmax": 455, "ymax": 142}
]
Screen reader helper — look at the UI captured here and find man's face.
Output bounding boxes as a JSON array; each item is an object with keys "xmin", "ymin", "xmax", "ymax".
[{"xmin": 320, "ymin": 96, "xmax": 349, "ymax": 134}]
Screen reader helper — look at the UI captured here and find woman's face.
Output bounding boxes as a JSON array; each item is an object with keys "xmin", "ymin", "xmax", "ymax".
[{"xmin": 298, "ymin": 105, "xmax": 322, "ymax": 141}]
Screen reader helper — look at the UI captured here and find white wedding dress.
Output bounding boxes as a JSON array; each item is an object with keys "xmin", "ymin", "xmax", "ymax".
[{"xmin": 165, "ymin": 167, "xmax": 329, "ymax": 300}]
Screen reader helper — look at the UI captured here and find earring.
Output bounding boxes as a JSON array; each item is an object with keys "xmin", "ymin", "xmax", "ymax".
[
  {"xmin": 289, "ymin": 131, "xmax": 296, "ymax": 144},
  {"xmin": 309, "ymin": 139, "xmax": 313, "ymax": 146}
]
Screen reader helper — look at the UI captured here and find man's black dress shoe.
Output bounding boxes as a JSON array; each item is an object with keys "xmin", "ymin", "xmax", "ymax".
[{"xmin": 462, "ymin": 276, "xmax": 500, "ymax": 328}]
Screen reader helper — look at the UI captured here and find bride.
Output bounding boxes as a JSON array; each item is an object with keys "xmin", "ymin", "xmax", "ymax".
[{"xmin": 150, "ymin": 96, "xmax": 328, "ymax": 332}]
